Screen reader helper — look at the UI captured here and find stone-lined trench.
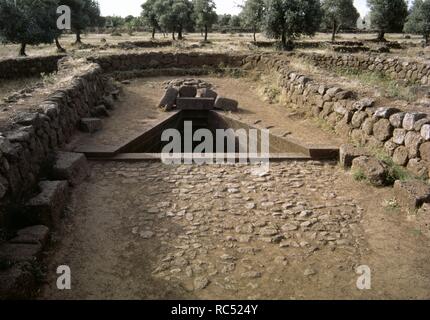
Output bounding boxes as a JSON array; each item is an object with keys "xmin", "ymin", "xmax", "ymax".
[
  {"xmin": 40, "ymin": 76, "xmax": 430, "ymax": 300},
  {"xmin": 1, "ymin": 52, "xmax": 430, "ymax": 299}
]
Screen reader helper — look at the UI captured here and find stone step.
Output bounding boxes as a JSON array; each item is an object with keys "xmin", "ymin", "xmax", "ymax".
[
  {"xmin": 10, "ymin": 225, "xmax": 50, "ymax": 246},
  {"xmin": 52, "ymin": 152, "xmax": 90, "ymax": 186},
  {"xmin": 0, "ymin": 243, "xmax": 42, "ymax": 264},
  {"xmin": 80, "ymin": 118, "xmax": 103, "ymax": 133},
  {"xmin": 25, "ymin": 181, "xmax": 69, "ymax": 227}
]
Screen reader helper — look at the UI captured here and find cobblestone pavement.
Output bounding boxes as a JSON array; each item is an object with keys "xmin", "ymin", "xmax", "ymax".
[{"xmin": 40, "ymin": 160, "xmax": 430, "ymax": 299}]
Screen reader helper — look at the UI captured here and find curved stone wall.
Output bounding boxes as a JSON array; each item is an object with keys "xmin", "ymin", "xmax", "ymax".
[
  {"xmin": 245, "ymin": 53, "xmax": 430, "ymax": 178},
  {"xmin": 0, "ymin": 55, "xmax": 65, "ymax": 80},
  {"xmin": 0, "ymin": 61, "xmax": 110, "ymax": 227},
  {"xmin": 297, "ymin": 52, "xmax": 430, "ymax": 85}
]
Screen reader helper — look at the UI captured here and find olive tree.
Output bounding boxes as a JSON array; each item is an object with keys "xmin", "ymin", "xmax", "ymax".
[
  {"xmin": 241, "ymin": 0, "xmax": 265, "ymax": 42},
  {"xmin": 404, "ymin": 0, "xmax": 430, "ymax": 45},
  {"xmin": 368, "ymin": 0, "xmax": 408, "ymax": 41},
  {"xmin": 141, "ymin": 0, "xmax": 160, "ymax": 38},
  {"xmin": 193, "ymin": 0, "xmax": 217, "ymax": 41},
  {"xmin": 264, "ymin": 0, "xmax": 322, "ymax": 50},
  {"xmin": 321, "ymin": 0, "xmax": 359, "ymax": 42},
  {"xmin": 0, "ymin": 0, "xmax": 59, "ymax": 56}
]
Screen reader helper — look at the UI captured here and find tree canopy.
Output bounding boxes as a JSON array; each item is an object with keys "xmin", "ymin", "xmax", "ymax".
[
  {"xmin": 0, "ymin": 0, "xmax": 59, "ymax": 56},
  {"xmin": 193, "ymin": 0, "xmax": 218, "ymax": 41},
  {"xmin": 321, "ymin": 0, "xmax": 359, "ymax": 41},
  {"xmin": 241, "ymin": 0, "xmax": 265, "ymax": 42},
  {"xmin": 368, "ymin": 0, "xmax": 408, "ymax": 41},
  {"xmin": 404, "ymin": 0, "xmax": 430, "ymax": 45},
  {"xmin": 264, "ymin": 0, "xmax": 322, "ymax": 50}
]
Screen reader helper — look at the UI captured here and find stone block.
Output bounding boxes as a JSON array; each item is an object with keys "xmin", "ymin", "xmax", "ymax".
[
  {"xmin": 373, "ymin": 119, "xmax": 393, "ymax": 142},
  {"xmin": 179, "ymin": 85, "xmax": 197, "ymax": 97},
  {"xmin": 80, "ymin": 118, "xmax": 102, "ymax": 133},
  {"xmin": 199, "ymin": 88, "xmax": 218, "ymax": 99},
  {"xmin": 176, "ymin": 97, "xmax": 215, "ymax": 110},
  {"xmin": 394, "ymin": 180, "xmax": 430, "ymax": 210},
  {"xmin": 26, "ymin": 181, "xmax": 69, "ymax": 227},
  {"xmin": 214, "ymin": 97, "xmax": 239, "ymax": 112},
  {"xmin": 52, "ymin": 152, "xmax": 90, "ymax": 186},
  {"xmin": 403, "ymin": 112, "xmax": 427, "ymax": 131},
  {"xmin": 10, "ymin": 225, "xmax": 50, "ymax": 246},
  {"xmin": 0, "ymin": 243, "xmax": 42, "ymax": 264},
  {"xmin": 351, "ymin": 156, "xmax": 388, "ymax": 186},
  {"xmin": 158, "ymin": 87, "xmax": 178, "ymax": 110},
  {"xmin": 91, "ymin": 105, "xmax": 110, "ymax": 118},
  {"xmin": 339, "ymin": 144, "xmax": 368, "ymax": 168}
]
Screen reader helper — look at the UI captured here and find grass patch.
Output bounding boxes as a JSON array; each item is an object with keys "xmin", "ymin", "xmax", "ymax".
[
  {"xmin": 370, "ymin": 148, "xmax": 412, "ymax": 184},
  {"xmin": 312, "ymin": 117, "xmax": 335, "ymax": 134},
  {"xmin": 333, "ymin": 67, "xmax": 417, "ymax": 102},
  {"xmin": 352, "ymin": 168, "xmax": 367, "ymax": 182},
  {"xmin": 382, "ymin": 198, "xmax": 401, "ymax": 213}
]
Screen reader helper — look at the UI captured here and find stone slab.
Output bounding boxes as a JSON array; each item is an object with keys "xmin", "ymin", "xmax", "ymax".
[
  {"xmin": 26, "ymin": 181, "xmax": 69, "ymax": 227},
  {"xmin": 52, "ymin": 152, "xmax": 90, "ymax": 186},
  {"xmin": 176, "ymin": 97, "xmax": 215, "ymax": 111}
]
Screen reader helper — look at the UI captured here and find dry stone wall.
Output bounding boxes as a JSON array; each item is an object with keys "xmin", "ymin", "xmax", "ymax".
[
  {"xmin": 0, "ymin": 55, "xmax": 65, "ymax": 80},
  {"xmin": 88, "ymin": 52, "xmax": 246, "ymax": 73},
  {"xmin": 297, "ymin": 52, "xmax": 430, "ymax": 85},
  {"xmin": 0, "ymin": 60, "xmax": 111, "ymax": 227},
  {"xmin": 244, "ymin": 53, "xmax": 430, "ymax": 178}
]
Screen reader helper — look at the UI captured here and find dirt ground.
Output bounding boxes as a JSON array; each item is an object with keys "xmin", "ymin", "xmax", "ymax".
[
  {"xmin": 38, "ymin": 161, "xmax": 430, "ymax": 300},
  {"xmin": 0, "ymin": 32, "xmax": 427, "ymax": 61},
  {"xmin": 38, "ymin": 76, "xmax": 430, "ymax": 300}
]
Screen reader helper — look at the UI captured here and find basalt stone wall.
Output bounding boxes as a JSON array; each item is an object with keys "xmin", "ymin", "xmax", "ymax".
[
  {"xmin": 245, "ymin": 53, "xmax": 430, "ymax": 177},
  {"xmin": 296, "ymin": 52, "xmax": 430, "ymax": 86},
  {"xmin": 0, "ymin": 55, "xmax": 65, "ymax": 79},
  {"xmin": 88, "ymin": 52, "xmax": 247, "ymax": 73},
  {"xmin": 0, "ymin": 61, "xmax": 110, "ymax": 226}
]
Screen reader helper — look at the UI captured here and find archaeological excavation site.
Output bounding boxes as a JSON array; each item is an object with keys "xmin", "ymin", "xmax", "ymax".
[{"xmin": 1, "ymin": 0, "xmax": 430, "ymax": 303}]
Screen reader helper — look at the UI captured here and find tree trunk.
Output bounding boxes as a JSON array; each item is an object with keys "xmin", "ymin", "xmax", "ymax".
[
  {"xmin": 55, "ymin": 37, "xmax": 66, "ymax": 53},
  {"xmin": 331, "ymin": 20, "xmax": 337, "ymax": 43},
  {"xmin": 425, "ymin": 34, "xmax": 429, "ymax": 46},
  {"xmin": 178, "ymin": 27, "xmax": 183, "ymax": 40},
  {"xmin": 204, "ymin": 25, "xmax": 208, "ymax": 41},
  {"xmin": 253, "ymin": 27, "xmax": 256, "ymax": 42},
  {"xmin": 172, "ymin": 31, "xmax": 176, "ymax": 40},
  {"xmin": 74, "ymin": 31, "xmax": 82, "ymax": 44},
  {"xmin": 377, "ymin": 30, "xmax": 385, "ymax": 42},
  {"xmin": 19, "ymin": 43, "xmax": 27, "ymax": 56},
  {"xmin": 281, "ymin": 32, "xmax": 287, "ymax": 50},
  {"xmin": 151, "ymin": 28, "xmax": 156, "ymax": 39}
]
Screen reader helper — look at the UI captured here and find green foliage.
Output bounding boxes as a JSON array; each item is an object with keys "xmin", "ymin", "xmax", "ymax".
[
  {"xmin": 142, "ymin": 0, "xmax": 194, "ymax": 39},
  {"xmin": 368, "ymin": 0, "xmax": 408, "ymax": 40},
  {"xmin": 332, "ymin": 67, "xmax": 417, "ymax": 101},
  {"xmin": 404, "ymin": 0, "xmax": 430, "ymax": 45},
  {"xmin": 264, "ymin": 0, "xmax": 322, "ymax": 50},
  {"xmin": 141, "ymin": 0, "xmax": 160, "ymax": 37},
  {"xmin": 193, "ymin": 0, "xmax": 217, "ymax": 40},
  {"xmin": 321, "ymin": 0, "xmax": 359, "ymax": 41},
  {"xmin": 352, "ymin": 168, "xmax": 367, "ymax": 182},
  {"xmin": 0, "ymin": 0, "xmax": 59, "ymax": 55},
  {"xmin": 61, "ymin": 0, "xmax": 101, "ymax": 43},
  {"xmin": 241, "ymin": 0, "xmax": 265, "ymax": 40}
]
